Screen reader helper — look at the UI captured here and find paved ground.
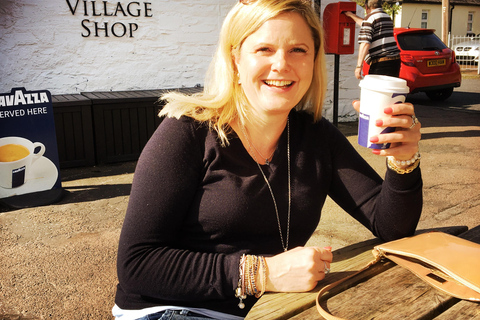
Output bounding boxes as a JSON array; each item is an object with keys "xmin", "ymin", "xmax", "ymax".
[{"xmin": 0, "ymin": 75, "xmax": 479, "ymax": 320}]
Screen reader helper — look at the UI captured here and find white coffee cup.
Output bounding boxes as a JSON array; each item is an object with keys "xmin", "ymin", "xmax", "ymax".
[
  {"xmin": 0, "ymin": 137, "xmax": 46, "ymax": 189},
  {"xmin": 358, "ymin": 75, "xmax": 410, "ymax": 149}
]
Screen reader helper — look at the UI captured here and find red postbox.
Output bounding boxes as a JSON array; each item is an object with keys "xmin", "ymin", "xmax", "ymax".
[{"xmin": 323, "ymin": 2, "xmax": 357, "ymax": 55}]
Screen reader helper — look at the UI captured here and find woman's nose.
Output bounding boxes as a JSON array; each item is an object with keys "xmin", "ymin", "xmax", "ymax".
[{"xmin": 271, "ymin": 51, "xmax": 290, "ymax": 72}]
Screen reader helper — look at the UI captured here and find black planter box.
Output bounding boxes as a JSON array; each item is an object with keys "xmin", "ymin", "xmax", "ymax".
[
  {"xmin": 52, "ymin": 94, "xmax": 95, "ymax": 168},
  {"xmin": 52, "ymin": 88, "xmax": 202, "ymax": 167},
  {"xmin": 82, "ymin": 90, "xmax": 166, "ymax": 165}
]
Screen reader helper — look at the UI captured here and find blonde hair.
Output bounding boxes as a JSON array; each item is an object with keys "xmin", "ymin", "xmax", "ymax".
[{"xmin": 160, "ymin": 0, "xmax": 327, "ymax": 145}]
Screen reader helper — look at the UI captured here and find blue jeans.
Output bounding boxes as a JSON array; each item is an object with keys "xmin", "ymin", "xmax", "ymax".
[{"xmin": 137, "ymin": 309, "xmax": 213, "ymax": 320}]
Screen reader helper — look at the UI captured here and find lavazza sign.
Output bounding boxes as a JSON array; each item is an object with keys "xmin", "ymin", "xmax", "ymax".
[{"xmin": 65, "ymin": 0, "xmax": 153, "ymax": 38}]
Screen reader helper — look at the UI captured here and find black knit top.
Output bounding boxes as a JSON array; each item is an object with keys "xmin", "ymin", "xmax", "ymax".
[{"xmin": 115, "ymin": 110, "xmax": 422, "ymax": 317}]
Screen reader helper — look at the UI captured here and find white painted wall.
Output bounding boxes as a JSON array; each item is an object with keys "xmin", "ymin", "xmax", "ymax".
[
  {"xmin": 396, "ymin": 3, "xmax": 480, "ymax": 37},
  {"xmin": 0, "ymin": 0, "xmax": 361, "ymax": 120}
]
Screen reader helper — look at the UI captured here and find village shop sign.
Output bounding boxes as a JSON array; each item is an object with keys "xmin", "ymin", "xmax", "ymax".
[{"xmin": 66, "ymin": 1, "xmax": 153, "ymax": 38}]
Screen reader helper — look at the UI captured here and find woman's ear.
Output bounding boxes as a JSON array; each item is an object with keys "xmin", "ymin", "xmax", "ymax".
[
  {"xmin": 232, "ymin": 50, "xmax": 240, "ymax": 71},
  {"xmin": 232, "ymin": 50, "xmax": 241, "ymax": 84}
]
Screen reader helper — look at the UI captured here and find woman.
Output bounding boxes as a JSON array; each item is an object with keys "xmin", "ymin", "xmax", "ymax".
[{"xmin": 113, "ymin": 0, "xmax": 422, "ymax": 319}]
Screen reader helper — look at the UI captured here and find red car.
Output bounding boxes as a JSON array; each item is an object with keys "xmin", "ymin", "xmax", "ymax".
[{"xmin": 363, "ymin": 28, "xmax": 462, "ymax": 101}]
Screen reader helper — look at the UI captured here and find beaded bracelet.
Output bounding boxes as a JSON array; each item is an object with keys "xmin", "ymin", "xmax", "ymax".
[
  {"xmin": 244, "ymin": 255, "xmax": 257, "ymax": 296},
  {"xmin": 235, "ymin": 254, "xmax": 268, "ymax": 309},
  {"xmin": 387, "ymin": 151, "xmax": 421, "ymax": 174}
]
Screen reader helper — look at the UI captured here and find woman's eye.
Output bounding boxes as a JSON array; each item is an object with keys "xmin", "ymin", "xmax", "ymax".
[
  {"xmin": 256, "ymin": 47, "xmax": 271, "ymax": 53},
  {"xmin": 292, "ymin": 47, "xmax": 307, "ymax": 53}
]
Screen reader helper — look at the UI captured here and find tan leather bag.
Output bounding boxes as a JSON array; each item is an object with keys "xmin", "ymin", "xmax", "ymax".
[{"xmin": 316, "ymin": 232, "xmax": 480, "ymax": 320}]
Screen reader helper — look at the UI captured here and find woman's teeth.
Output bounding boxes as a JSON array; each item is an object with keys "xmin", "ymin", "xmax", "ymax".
[{"xmin": 264, "ymin": 80, "xmax": 293, "ymax": 88}]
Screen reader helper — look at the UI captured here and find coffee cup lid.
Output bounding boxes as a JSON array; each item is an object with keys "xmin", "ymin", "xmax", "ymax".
[{"xmin": 359, "ymin": 75, "xmax": 409, "ymax": 93}]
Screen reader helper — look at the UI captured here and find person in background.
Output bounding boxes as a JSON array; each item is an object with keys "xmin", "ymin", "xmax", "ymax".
[
  {"xmin": 345, "ymin": 0, "xmax": 401, "ymax": 79},
  {"xmin": 113, "ymin": 0, "xmax": 422, "ymax": 319}
]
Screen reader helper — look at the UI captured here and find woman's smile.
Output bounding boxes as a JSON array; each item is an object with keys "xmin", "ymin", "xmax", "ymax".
[{"xmin": 263, "ymin": 80, "xmax": 294, "ymax": 88}]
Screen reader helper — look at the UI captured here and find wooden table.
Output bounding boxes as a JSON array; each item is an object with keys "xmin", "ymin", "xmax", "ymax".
[{"xmin": 246, "ymin": 225, "xmax": 480, "ymax": 319}]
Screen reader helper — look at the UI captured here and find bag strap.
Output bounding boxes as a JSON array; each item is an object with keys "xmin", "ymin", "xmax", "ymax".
[
  {"xmin": 316, "ymin": 232, "xmax": 480, "ymax": 319},
  {"xmin": 316, "ymin": 258, "xmax": 380, "ymax": 320}
]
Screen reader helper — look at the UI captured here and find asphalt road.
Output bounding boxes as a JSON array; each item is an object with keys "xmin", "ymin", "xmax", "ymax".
[{"xmin": 407, "ymin": 75, "xmax": 480, "ymax": 112}]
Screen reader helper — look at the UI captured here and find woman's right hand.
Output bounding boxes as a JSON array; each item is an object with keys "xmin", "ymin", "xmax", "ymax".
[{"xmin": 264, "ymin": 246, "xmax": 333, "ymax": 292}]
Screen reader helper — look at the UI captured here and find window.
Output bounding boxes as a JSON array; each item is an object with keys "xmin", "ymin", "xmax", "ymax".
[
  {"xmin": 396, "ymin": 32, "xmax": 447, "ymax": 51},
  {"xmin": 467, "ymin": 12, "xmax": 474, "ymax": 34},
  {"xmin": 421, "ymin": 10, "xmax": 428, "ymax": 29}
]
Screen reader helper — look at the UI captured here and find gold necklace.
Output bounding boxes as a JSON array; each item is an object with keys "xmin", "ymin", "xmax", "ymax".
[{"xmin": 241, "ymin": 120, "xmax": 291, "ymax": 252}]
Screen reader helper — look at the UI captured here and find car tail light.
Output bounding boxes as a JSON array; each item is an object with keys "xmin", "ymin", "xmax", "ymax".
[
  {"xmin": 400, "ymin": 53, "xmax": 415, "ymax": 66},
  {"xmin": 452, "ymin": 50, "xmax": 457, "ymax": 64}
]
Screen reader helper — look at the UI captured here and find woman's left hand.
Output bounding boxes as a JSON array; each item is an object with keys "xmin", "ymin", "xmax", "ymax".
[{"xmin": 352, "ymin": 100, "xmax": 421, "ymax": 161}]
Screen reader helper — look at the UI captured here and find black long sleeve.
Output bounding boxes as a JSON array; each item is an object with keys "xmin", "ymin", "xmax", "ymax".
[{"xmin": 115, "ymin": 110, "xmax": 422, "ymax": 316}]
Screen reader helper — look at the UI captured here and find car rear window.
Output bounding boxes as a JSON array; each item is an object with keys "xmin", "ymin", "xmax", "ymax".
[{"xmin": 396, "ymin": 32, "xmax": 448, "ymax": 51}]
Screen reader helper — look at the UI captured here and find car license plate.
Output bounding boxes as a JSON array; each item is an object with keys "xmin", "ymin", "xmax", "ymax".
[{"xmin": 428, "ymin": 59, "xmax": 446, "ymax": 67}]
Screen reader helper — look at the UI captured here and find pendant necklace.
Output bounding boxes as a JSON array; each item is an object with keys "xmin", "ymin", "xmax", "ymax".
[
  {"xmin": 249, "ymin": 137, "xmax": 276, "ymax": 166},
  {"xmin": 241, "ymin": 125, "xmax": 276, "ymax": 165},
  {"xmin": 241, "ymin": 119, "xmax": 291, "ymax": 252}
]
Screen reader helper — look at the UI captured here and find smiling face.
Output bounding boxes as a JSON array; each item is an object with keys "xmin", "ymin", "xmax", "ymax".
[{"xmin": 234, "ymin": 12, "xmax": 315, "ymax": 118}]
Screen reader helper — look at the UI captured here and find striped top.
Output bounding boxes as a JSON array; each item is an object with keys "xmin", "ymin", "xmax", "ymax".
[{"xmin": 358, "ymin": 8, "xmax": 400, "ymax": 64}]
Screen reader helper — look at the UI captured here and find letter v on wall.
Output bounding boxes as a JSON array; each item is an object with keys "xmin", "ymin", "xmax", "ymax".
[{"xmin": 65, "ymin": 0, "xmax": 80, "ymax": 14}]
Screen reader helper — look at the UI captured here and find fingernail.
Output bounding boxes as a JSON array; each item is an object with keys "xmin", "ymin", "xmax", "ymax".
[
  {"xmin": 370, "ymin": 136, "xmax": 379, "ymax": 143},
  {"xmin": 384, "ymin": 107, "xmax": 393, "ymax": 114},
  {"xmin": 372, "ymin": 149, "xmax": 381, "ymax": 155},
  {"xmin": 376, "ymin": 120, "xmax": 383, "ymax": 126},
  {"xmin": 323, "ymin": 246, "xmax": 332, "ymax": 251}
]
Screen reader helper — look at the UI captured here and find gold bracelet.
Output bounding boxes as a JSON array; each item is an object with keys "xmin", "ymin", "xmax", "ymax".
[
  {"xmin": 256, "ymin": 256, "xmax": 267, "ymax": 298},
  {"xmin": 245, "ymin": 255, "xmax": 256, "ymax": 296},
  {"xmin": 387, "ymin": 153, "xmax": 421, "ymax": 174}
]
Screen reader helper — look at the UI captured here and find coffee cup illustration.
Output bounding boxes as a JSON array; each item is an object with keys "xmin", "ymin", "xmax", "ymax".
[{"xmin": 0, "ymin": 137, "xmax": 46, "ymax": 189}]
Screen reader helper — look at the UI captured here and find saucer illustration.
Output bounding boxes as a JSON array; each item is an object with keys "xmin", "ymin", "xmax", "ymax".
[{"xmin": 0, "ymin": 156, "xmax": 58, "ymax": 199}]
